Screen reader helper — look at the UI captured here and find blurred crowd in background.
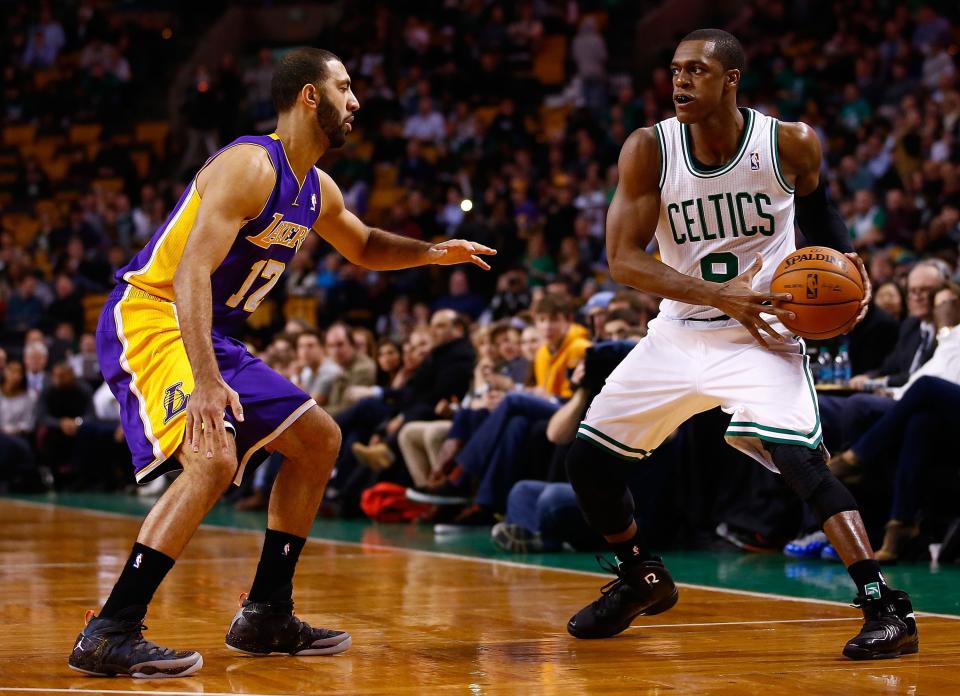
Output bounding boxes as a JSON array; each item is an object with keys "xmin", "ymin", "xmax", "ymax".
[{"xmin": 1, "ymin": 0, "xmax": 959, "ymax": 565}]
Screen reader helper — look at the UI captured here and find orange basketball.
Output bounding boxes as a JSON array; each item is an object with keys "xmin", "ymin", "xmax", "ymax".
[{"xmin": 770, "ymin": 246, "xmax": 864, "ymax": 340}]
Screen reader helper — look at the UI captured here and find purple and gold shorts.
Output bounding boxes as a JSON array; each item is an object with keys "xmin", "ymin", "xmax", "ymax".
[{"xmin": 96, "ymin": 284, "xmax": 315, "ymax": 484}]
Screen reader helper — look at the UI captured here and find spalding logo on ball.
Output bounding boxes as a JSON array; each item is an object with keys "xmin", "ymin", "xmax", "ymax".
[{"xmin": 770, "ymin": 246, "xmax": 864, "ymax": 340}]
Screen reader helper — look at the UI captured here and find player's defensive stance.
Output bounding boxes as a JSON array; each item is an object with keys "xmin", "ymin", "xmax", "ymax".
[
  {"xmin": 564, "ymin": 30, "xmax": 917, "ymax": 661},
  {"xmin": 69, "ymin": 48, "xmax": 495, "ymax": 678}
]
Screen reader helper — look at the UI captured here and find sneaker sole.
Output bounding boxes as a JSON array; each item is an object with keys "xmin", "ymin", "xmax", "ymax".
[
  {"xmin": 568, "ymin": 588, "xmax": 680, "ymax": 639},
  {"xmin": 67, "ymin": 653, "xmax": 203, "ymax": 678},
  {"xmin": 406, "ymin": 490, "xmax": 471, "ymax": 505},
  {"xmin": 225, "ymin": 634, "xmax": 352, "ymax": 657},
  {"xmin": 842, "ymin": 639, "xmax": 919, "ymax": 660}
]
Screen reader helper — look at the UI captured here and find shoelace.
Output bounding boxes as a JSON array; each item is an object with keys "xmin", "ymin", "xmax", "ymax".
[
  {"xmin": 85, "ymin": 613, "xmax": 172, "ymax": 657},
  {"xmin": 593, "ymin": 556, "xmax": 630, "ymax": 614}
]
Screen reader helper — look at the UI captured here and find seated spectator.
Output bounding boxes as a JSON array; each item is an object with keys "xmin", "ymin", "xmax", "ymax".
[
  {"xmin": 23, "ymin": 341, "xmax": 50, "ymax": 397},
  {"xmin": 490, "ymin": 321, "xmax": 530, "ymax": 385},
  {"xmin": 69, "ymin": 333, "xmax": 101, "ymax": 387},
  {"xmin": 44, "ymin": 274, "xmax": 85, "ymax": 337},
  {"xmin": 531, "ymin": 294, "xmax": 592, "ymax": 399},
  {"xmin": 5, "ymin": 275, "xmax": 48, "ymax": 338},
  {"xmin": 0, "ymin": 361, "xmax": 42, "ymax": 491},
  {"xmin": 374, "ymin": 339, "xmax": 403, "ymax": 388},
  {"xmin": 320, "ymin": 323, "xmax": 377, "ymax": 417},
  {"xmin": 432, "ymin": 269, "xmax": 487, "ymax": 320},
  {"xmin": 402, "ymin": 96, "xmax": 446, "ymax": 143},
  {"xmin": 820, "ymin": 261, "xmax": 947, "ymax": 450},
  {"xmin": 35, "ymin": 362, "xmax": 93, "ymax": 487}
]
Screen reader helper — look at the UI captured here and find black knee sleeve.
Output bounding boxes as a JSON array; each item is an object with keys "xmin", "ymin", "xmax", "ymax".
[
  {"xmin": 768, "ymin": 443, "xmax": 858, "ymax": 525},
  {"xmin": 565, "ymin": 438, "xmax": 635, "ymax": 536}
]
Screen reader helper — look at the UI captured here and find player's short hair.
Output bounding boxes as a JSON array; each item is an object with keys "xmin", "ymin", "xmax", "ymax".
[
  {"xmin": 532, "ymin": 294, "xmax": 574, "ymax": 318},
  {"xmin": 271, "ymin": 47, "xmax": 342, "ymax": 113},
  {"xmin": 680, "ymin": 28, "xmax": 746, "ymax": 73}
]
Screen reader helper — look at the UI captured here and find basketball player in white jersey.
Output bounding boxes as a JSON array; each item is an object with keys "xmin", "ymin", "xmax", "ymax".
[{"xmin": 563, "ymin": 29, "xmax": 918, "ymax": 660}]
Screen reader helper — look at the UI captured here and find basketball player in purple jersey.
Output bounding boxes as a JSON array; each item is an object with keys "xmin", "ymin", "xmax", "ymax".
[{"xmin": 69, "ymin": 48, "xmax": 495, "ymax": 678}]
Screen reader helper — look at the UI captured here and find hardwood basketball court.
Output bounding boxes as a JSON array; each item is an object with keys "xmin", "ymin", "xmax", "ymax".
[{"xmin": 0, "ymin": 497, "xmax": 958, "ymax": 694}]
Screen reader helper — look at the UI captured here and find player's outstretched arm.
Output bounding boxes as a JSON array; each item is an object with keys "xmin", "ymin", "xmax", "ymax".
[
  {"xmin": 173, "ymin": 145, "xmax": 274, "ymax": 457},
  {"xmin": 780, "ymin": 121, "xmax": 871, "ymax": 325},
  {"xmin": 313, "ymin": 169, "xmax": 496, "ymax": 271},
  {"xmin": 607, "ymin": 129, "xmax": 793, "ymax": 349}
]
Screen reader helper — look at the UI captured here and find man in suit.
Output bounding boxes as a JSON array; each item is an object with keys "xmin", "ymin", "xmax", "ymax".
[{"xmin": 820, "ymin": 261, "xmax": 947, "ymax": 450}]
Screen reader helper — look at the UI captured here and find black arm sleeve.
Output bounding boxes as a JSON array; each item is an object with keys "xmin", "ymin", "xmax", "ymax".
[{"xmin": 794, "ymin": 182, "xmax": 853, "ymax": 253}]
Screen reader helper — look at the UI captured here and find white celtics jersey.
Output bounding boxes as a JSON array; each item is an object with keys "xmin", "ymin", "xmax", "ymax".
[{"xmin": 653, "ymin": 108, "xmax": 796, "ymax": 321}]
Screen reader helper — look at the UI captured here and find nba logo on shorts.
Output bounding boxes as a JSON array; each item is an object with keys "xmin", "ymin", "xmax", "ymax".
[
  {"xmin": 750, "ymin": 152, "xmax": 760, "ymax": 170},
  {"xmin": 163, "ymin": 382, "xmax": 190, "ymax": 424},
  {"xmin": 806, "ymin": 273, "xmax": 819, "ymax": 299}
]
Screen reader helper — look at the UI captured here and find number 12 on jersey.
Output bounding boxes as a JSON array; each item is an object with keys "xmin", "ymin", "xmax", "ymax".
[{"xmin": 226, "ymin": 259, "xmax": 286, "ymax": 312}]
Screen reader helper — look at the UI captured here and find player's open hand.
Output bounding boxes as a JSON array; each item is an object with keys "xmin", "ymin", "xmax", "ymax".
[
  {"xmin": 185, "ymin": 377, "xmax": 244, "ymax": 459},
  {"xmin": 428, "ymin": 239, "xmax": 497, "ymax": 270},
  {"xmin": 715, "ymin": 253, "xmax": 796, "ymax": 352}
]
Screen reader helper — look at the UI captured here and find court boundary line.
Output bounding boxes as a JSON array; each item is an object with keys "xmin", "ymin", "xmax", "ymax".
[
  {"xmin": 5, "ymin": 497, "xmax": 959, "ymax": 621},
  {"xmin": 0, "ymin": 689, "xmax": 289, "ymax": 696}
]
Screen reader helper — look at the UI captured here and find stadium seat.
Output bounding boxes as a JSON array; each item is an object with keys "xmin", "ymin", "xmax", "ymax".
[
  {"xmin": 3, "ymin": 124, "xmax": 37, "ymax": 149},
  {"xmin": 533, "ymin": 35, "xmax": 567, "ymax": 85},
  {"xmin": 82, "ymin": 293, "xmax": 110, "ymax": 333},
  {"xmin": 284, "ymin": 296, "xmax": 318, "ymax": 327},
  {"xmin": 69, "ymin": 124, "xmax": 103, "ymax": 145},
  {"xmin": 135, "ymin": 122, "xmax": 170, "ymax": 158}
]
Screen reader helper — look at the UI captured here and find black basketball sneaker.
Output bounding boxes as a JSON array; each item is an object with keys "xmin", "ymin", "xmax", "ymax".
[
  {"xmin": 225, "ymin": 595, "xmax": 352, "ymax": 656},
  {"xmin": 567, "ymin": 556, "xmax": 679, "ymax": 639},
  {"xmin": 843, "ymin": 588, "xmax": 919, "ymax": 660},
  {"xmin": 68, "ymin": 607, "xmax": 203, "ymax": 678}
]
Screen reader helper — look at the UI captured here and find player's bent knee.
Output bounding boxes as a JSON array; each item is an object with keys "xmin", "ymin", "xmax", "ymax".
[
  {"xmin": 175, "ymin": 445, "xmax": 239, "ymax": 489},
  {"xmin": 768, "ymin": 442, "xmax": 857, "ymax": 524},
  {"xmin": 566, "ymin": 438, "xmax": 636, "ymax": 536}
]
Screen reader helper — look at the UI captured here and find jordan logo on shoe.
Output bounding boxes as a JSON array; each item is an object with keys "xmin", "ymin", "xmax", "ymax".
[
  {"xmin": 645, "ymin": 572, "xmax": 659, "ymax": 586},
  {"xmin": 74, "ymin": 637, "xmax": 85, "ymax": 651}
]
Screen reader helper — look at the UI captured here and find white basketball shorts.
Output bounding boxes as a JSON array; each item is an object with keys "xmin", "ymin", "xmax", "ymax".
[{"xmin": 577, "ymin": 315, "xmax": 822, "ymax": 471}]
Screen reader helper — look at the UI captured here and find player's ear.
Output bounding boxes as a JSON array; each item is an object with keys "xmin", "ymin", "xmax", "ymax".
[
  {"xmin": 302, "ymin": 83, "xmax": 319, "ymax": 109},
  {"xmin": 726, "ymin": 69, "xmax": 740, "ymax": 89}
]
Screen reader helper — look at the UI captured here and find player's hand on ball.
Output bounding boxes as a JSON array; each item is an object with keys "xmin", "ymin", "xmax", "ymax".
[
  {"xmin": 185, "ymin": 377, "xmax": 244, "ymax": 459},
  {"xmin": 845, "ymin": 252, "xmax": 871, "ymax": 325},
  {"xmin": 428, "ymin": 239, "xmax": 497, "ymax": 270},
  {"xmin": 715, "ymin": 253, "xmax": 796, "ymax": 352}
]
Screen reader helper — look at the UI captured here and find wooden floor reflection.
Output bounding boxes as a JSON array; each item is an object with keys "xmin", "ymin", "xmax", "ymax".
[{"xmin": 0, "ymin": 499, "xmax": 957, "ymax": 695}]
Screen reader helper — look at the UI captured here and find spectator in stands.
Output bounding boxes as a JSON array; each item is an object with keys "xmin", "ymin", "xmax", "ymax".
[
  {"xmin": 374, "ymin": 339, "xmax": 403, "ymax": 387},
  {"xmin": 432, "ymin": 269, "xmax": 486, "ymax": 320},
  {"xmin": 69, "ymin": 333, "xmax": 101, "ymax": 387},
  {"xmin": 531, "ymin": 294, "xmax": 592, "ymax": 399},
  {"xmin": 44, "ymin": 273, "xmax": 85, "ymax": 336},
  {"xmin": 874, "ymin": 281, "xmax": 906, "ymax": 321},
  {"xmin": 320, "ymin": 323, "xmax": 377, "ymax": 417},
  {"xmin": 23, "ymin": 341, "xmax": 49, "ymax": 397},
  {"xmin": 5, "ymin": 275, "xmax": 48, "ymax": 337},
  {"xmin": 0, "ymin": 360, "xmax": 40, "ymax": 491},
  {"xmin": 490, "ymin": 321, "xmax": 530, "ymax": 385},
  {"xmin": 403, "ymin": 96, "xmax": 446, "ymax": 143},
  {"xmin": 36, "ymin": 362, "xmax": 92, "ymax": 487},
  {"xmin": 294, "ymin": 329, "xmax": 328, "ymax": 402},
  {"xmin": 571, "ymin": 16, "xmax": 607, "ymax": 115}
]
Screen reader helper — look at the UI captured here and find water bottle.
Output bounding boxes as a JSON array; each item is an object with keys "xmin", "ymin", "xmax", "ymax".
[
  {"xmin": 835, "ymin": 341, "xmax": 852, "ymax": 385},
  {"xmin": 818, "ymin": 348, "xmax": 834, "ymax": 384}
]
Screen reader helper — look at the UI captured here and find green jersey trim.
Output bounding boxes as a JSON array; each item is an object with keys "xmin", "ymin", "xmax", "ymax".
[{"xmin": 680, "ymin": 108, "xmax": 755, "ymax": 179}]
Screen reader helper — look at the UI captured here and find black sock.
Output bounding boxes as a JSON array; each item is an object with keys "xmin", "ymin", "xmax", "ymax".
[
  {"xmin": 610, "ymin": 529, "xmax": 655, "ymax": 568},
  {"xmin": 847, "ymin": 559, "xmax": 888, "ymax": 600},
  {"xmin": 247, "ymin": 529, "xmax": 306, "ymax": 604},
  {"xmin": 100, "ymin": 543, "xmax": 175, "ymax": 620}
]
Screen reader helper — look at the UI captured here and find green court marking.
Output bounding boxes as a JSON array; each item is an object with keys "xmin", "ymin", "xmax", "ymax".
[{"xmin": 6, "ymin": 493, "xmax": 959, "ymax": 617}]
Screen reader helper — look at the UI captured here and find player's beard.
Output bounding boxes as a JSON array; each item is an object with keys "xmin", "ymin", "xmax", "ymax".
[{"xmin": 316, "ymin": 93, "xmax": 347, "ymax": 149}]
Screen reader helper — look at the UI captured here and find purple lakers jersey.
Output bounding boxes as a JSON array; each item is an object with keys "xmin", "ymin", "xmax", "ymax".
[{"xmin": 116, "ymin": 133, "xmax": 321, "ymax": 334}]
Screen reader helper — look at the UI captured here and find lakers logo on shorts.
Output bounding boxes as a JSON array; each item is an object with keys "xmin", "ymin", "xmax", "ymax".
[{"xmin": 163, "ymin": 381, "xmax": 190, "ymax": 424}]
